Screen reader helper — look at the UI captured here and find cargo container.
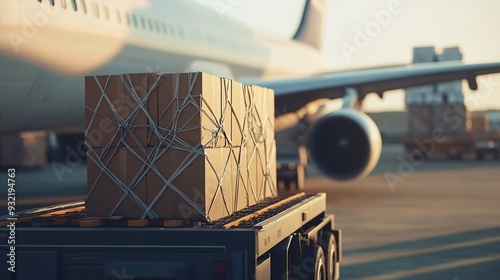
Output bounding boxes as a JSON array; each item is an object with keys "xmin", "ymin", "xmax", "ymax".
[
  {"xmin": 403, "ymin": 108, "xmax": 500, "ymax": 160},
  {"xmin": 404, "ymin": 46, "xmax": 500, "ymax": 160}
]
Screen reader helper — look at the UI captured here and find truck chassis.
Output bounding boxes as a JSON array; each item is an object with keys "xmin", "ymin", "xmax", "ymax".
[{"xmin": 1, "ymin": 193, "xmax": 341, "ymax": 280}]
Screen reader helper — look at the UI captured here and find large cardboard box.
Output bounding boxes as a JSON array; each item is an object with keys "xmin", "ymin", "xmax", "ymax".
[
  {"xmin": 86, "ymin": 147, "xmax": 148, "ymax": 217},
  {"xmin": 412, "ymin": 46, "xmax": 436, "ymax": 63},
  {"xmin": 230, "ymin": 81, "xmax": 247, "ymax": 147},
  {"xmin": 244, "ymin": 85, "xmax": 274, "ymax": 145},
  {"xmin": 431, "ymin": 104, "xmax": 467, "ymax": 136},
  {"xmin": 468, "ymin": 112, "xmax": 490, "ymax": 133},
  {"xmin": 147, "ymin": 146, "xmax": 234, "ymax": 221},
  {"xmin": 437, "ymin": 48, "xmax": 463, "ymax": 97},
  {"xmin": 155, "ymin": 73, "xmax": 231, "ymax": 148},
  {"xmin": 407, "ymin": 106, "xmax": 432, "ymax": 137},
  {"xmin": 85, "ymin": 72, "xmax": 276, "ymax": 221},
  {"xmin": 230, "ymin": 146, "xmax": 249, "ymax": 212},
  {"xmin": 246, "ymin": 141, "xmax": 277, "ymax": 205},
  {"xmin": 85, "ymin": 74, "xmax": 158, "ymax": 148}
]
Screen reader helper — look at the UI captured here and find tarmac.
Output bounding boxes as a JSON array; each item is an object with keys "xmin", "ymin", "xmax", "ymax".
[
  {"xmin": 1, "ymin": 143, "xmax": 499, "ymax": 279},
  {"xmin": 307, "ymin": 144, "xmax": 500, "ymax": 279}
]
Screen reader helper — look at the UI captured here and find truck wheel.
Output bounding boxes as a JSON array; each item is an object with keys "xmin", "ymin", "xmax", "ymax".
[
  {"xmin": 320, "ymin": 233, "xmax": 339, "ymax": 280},
  {"xmin": 302, "ymin": 245, "xmax": 326, "ymax": 280},
  {"xmin": 494, "ymin": 151, "xmax": 499, "ymax": 161}
]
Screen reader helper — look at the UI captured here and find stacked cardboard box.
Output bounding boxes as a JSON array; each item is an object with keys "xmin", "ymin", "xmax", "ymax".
[
  {"xmin": 85, "ymin": 72, "xmax": 276, "ymax": 221},
  {"xmin": 405, "ymin": 47, "xmax": 436, "ymax": 105},
  {"xmin": 431, "ymin": 104, "xmax": 467, "ymax": 136},
  {"xmin": 436, "ymin": 47, "xmax": 463, "ymax": 97},
  {"xmin": 405, "ymin": 46, "xmax": 464, "ymax": 107},
  {"xmin": 468, "ymin": 112, "xmax": 490, "ymax": 133},
  {"xmin": 407, "ymin": 104, "xmax": 468, "ymax": 137},
  {"xmin": 407, "ymin": 106, "xmax": 432, "ymax": 137}
]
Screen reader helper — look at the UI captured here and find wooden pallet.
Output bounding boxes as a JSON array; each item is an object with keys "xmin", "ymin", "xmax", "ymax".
[
  {"xmin": 78, "ymin": 217, "xmax": 185, "ymax": 228},
  {"xmin": 222, "ymin": 192, "xmax": 306, "ymax": 229},
  {"xmin": 1, "ymin": 193, "xmax": 307, "ymax": 229}
]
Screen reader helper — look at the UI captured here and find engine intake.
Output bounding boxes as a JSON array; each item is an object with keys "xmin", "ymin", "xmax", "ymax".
[{"xmin": 306, "ymin": 109, "xmax": 382, "ymax": 181}]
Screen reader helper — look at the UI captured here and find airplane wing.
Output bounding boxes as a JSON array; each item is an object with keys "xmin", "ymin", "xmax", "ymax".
[{"xmin": 247, "ymin": 61, "xmax": 500, "ymax": 115}]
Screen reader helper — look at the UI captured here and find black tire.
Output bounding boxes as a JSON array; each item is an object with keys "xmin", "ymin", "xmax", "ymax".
[
  {"xmin": 320, "ymin": 233, "xmax": 339, "ymax": 280},
  {"xmin": 494, "ymin": 151, "xmax": 499, "ymax": 161},
  {"xmin": 301, "ymin": 245, "xmax": 326, "ymax": 280}
]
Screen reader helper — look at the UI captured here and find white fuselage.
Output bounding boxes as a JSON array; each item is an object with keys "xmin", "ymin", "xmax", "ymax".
[{"xmin": 0, "ymin": 0, "xmax": 332, "ymax": 132}]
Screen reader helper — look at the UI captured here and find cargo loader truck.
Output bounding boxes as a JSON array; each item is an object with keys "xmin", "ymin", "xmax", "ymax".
[
  {"xmin": 0, "ymin": 192, "xmax": 341, "ymax": 280},
  {"xmin": 1, "ymin": 72, "xmax": 341, "ymax": 280}
]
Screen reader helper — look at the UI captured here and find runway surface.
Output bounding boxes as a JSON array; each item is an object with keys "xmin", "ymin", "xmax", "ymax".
[
  {"xmin": 1, "ymin": 143, "xmax": 499, "ymax": 279},
  {"xmin": 307, "ymin": 144, "xmax": 500, "ymax": 279}
]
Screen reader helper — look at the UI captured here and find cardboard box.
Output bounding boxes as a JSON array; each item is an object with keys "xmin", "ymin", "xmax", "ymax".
[
  {"xmin": 468, "ymin": 112, "xmax": 490, "ymax": 133},
  {"xmin": 85, "ymin": 74, "xmax": 158, "ymax": 148},
  {"xmin": 438, "ymin": 47, "xmax": 462, "ymax": 62},
  {"xmin": 246, "ymin": 141, "xmax": 277, "ymax": 205},
  {"xmin": 230, "ymin": 81, "xmax": 246, "ymax": 147},
  {"xmin": 154, "ymin": 72, "xmax": 273, "ymax": 148},
  {"xmin": 85, "ymin": 72, "xmax": 277, "ymax": 221},
  {"xmin": 412, "ymin": 46, "xmax": 436, "ymax": 64},
  {"xmin": 230, "ymin": 80, "xmax": 274, "ymax": 147},
  {"xmin": 86, "ymin": 147, "xmax": 148, "ymax": 217},
  {"xmin": 156, "ymin": 73, "xmax": 230, "ymax": 148},
  {"xmin": 407, "ymin": 106, "xmax": 432, "ymax": 137},
  {"xmin": 431, "ymin": 104, "xmax": 467, "ymax": 136},
  {"xmin": 230, "ymin": 146, "xmax": 249, "ymax": 212},
  {"xmin": 147, "ymin": 146, "xmax": 234, "ymax": 221}
]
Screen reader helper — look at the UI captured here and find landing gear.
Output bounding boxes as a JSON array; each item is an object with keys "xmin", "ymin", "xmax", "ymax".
[
  {"xmin": 277, "ymin": 146, "xmax": 308, "ymax": 194},
  {"xmin": 278, "ymin": 163, "xmax": 305, "ymax": 193}
]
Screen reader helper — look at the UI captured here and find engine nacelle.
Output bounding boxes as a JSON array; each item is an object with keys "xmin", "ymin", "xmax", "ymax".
[{"xmin": 306, "ymin": 108, "xmax": 382, "ymax": 181}]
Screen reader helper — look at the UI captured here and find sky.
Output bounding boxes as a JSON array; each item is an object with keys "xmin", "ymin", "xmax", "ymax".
[{"xmin": 194, "ymin": 0, "xmax": 500, "ymax": 112}]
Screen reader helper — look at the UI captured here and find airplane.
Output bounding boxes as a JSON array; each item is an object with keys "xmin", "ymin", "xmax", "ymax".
[{"xmin": 1, "ymin": 0, "xmax": 500, "ymax": 187}]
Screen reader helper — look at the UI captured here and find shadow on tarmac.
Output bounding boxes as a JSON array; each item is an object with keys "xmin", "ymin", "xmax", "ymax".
[{"xmin": 343, "ymin": 227, "xmax": 500, "ymax": 280}]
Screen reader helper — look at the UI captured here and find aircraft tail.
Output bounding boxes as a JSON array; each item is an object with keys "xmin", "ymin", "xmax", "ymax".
[{"xmin": 293, "ymin": 0, "xmax": 326, "ymax": 50}]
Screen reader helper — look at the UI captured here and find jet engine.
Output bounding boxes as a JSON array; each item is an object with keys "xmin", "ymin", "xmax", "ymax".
[{"xmin": 306, "ymin": 108, "xmax": 382, "ymax": 181}]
